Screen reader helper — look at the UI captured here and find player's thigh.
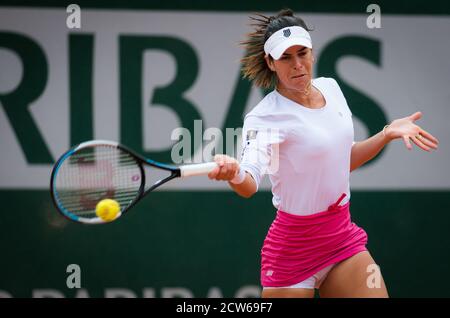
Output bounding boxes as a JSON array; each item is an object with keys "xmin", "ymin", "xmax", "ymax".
[
  {"xmin": 319, "ymin": 251, "xmax": 389, "ymax": 298},
  {"xmin": 261, "ymin": 288, "xmax": 315, "ymax": 298}
]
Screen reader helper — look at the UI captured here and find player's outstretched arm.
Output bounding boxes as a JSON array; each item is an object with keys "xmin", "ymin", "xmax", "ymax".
[{"xmin": 350, "ymin": 111, "xmax": 439, "ymax": 172}]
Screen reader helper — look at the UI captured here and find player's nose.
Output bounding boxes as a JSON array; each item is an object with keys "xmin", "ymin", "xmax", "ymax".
[{"xmin": 292, "ymin": 56, "xmax": 303, "ymax": 69}]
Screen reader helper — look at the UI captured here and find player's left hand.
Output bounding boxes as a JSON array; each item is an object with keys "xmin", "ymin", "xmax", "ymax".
[{"xmin": 384, "ymin": 111, "xmax": 439, "ymax": 151}]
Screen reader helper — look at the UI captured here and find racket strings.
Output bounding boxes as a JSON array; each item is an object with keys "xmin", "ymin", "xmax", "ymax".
[{"xmin": 54, "ymin": 146, "xmax": 143, "ymax": 219}]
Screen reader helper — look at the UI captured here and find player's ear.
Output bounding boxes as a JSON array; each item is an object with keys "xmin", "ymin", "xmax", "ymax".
[{"xmin": 265, "ymin": 55, "xmax": 276, "ymax": 72}]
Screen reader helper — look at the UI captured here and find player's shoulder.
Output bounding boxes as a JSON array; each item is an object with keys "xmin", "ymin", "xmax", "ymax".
[
  {"xmin": 243, "ymin": 91, "xmax": 278, "ymax": 124},
  {"xmin": 313, "ymin": 77, "xmax": 341, "ymax": 90},
  {"xmin": 314, "ymin": 77, "xmax": 346, "ymax": 100},
  {"xmin": 315, "ymin": 77, "xmax": 351, "ymax": 113}
]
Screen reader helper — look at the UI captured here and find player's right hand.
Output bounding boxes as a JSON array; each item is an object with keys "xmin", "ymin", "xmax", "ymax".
[{"xmin": 208, "ymin": 154, "xmax": 240, "ymax": 181}]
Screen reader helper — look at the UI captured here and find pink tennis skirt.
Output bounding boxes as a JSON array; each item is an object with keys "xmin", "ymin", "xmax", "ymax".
[{"xmin": 261, "ymin": 193, "xmax": 368, "ymax": 287}]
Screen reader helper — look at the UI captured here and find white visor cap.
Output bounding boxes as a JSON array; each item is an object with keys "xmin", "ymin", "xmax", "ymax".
[{"xmin": 264, "ymin": 26, "xmax": 312, "ymax": 60}]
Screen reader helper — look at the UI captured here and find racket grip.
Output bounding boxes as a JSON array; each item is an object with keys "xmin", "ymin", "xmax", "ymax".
[{"xmin": 179, "ymin": 162, "xmax": 218, "ymax": 178}]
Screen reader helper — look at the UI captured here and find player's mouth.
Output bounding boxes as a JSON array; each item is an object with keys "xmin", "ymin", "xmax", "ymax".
[{"xmin": 292, "ymin": 74, "xmax": 306, "ymax": 79}]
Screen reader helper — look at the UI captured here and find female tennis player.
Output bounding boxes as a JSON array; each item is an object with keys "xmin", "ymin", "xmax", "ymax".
[{"xmin": 208, "ymin": 9, "xmax": 439, "ymax": 298}]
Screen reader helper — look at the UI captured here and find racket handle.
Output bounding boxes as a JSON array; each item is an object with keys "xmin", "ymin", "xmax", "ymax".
[{"xmin": 179, "ymin": 162, "xmax": 218, "ymax": 178}]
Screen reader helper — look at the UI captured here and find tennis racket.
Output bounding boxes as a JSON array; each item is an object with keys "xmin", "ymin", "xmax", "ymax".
[{"xmin": 50, "ymin": 140, "xmax": 217, "ymax": 224}]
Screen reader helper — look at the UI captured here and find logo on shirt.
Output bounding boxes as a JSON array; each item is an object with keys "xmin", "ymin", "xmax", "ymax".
[
  {"xmin": 246, "ymin": 130, "xmax": 258, "ymax": 142},
  {"xmin": 241, "ymin": 129, "xmax": 258, "ymax": 161},
  {"xmin": 283, "ymin": 29, "xmax": 291, "ymax": 37}
]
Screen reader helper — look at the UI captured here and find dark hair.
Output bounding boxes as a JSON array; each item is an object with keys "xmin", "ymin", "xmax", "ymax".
[{"xmin": 240, "ymin": 9, "xmax": 313, "ymax": 89}]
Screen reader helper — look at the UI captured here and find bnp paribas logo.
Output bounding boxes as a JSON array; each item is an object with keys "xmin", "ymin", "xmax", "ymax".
[{"xmin": 283, "ymin": 29, "xmax": 291, "ymax": 37}]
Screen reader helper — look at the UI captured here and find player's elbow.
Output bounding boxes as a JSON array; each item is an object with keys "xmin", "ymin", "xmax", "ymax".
[
  {"xmin": 238, "ymin": 189, "xmax": 257, "ymax": 199},
  {"xmin": 231, "ymin": 180, "xmax": 257, "ymax": 199},
  {"xmin": 240, "ymin": 181, "xmax": 258, "ymax": 198}
]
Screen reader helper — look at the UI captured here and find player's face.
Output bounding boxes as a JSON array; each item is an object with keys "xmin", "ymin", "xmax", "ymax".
[{"xmin": 266, "ymin": 45, "xmax": 314, "ymax": 92}]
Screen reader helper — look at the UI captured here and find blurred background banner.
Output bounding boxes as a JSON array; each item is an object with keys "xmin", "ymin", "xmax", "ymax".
[{"xmin": 0, "ymin": 1, "xmax": 449, "ymax": 297}]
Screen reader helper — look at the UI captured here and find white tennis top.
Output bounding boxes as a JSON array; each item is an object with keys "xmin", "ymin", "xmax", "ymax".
[{"xmin": 239, "ymin": 77, "xmax": 354, "ymax": 216}]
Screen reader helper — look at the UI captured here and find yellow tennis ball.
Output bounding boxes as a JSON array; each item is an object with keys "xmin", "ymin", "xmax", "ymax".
[{"xmin": 95, "ymin": 199, "xmax": 121, "ymax": 222}]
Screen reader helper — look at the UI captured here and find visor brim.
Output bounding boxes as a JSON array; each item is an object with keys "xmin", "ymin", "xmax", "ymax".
[{"xmin": 269, "ymin": 38, "xmax": 312, "ymax": 60}]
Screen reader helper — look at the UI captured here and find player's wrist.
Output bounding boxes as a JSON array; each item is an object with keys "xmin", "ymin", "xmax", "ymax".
[
  {"xmin": 230, "ymin": 168, "xmax": 246, "ymax": 184},
  {"xmin": 382, "ymin": 124, "xmax": 393, "ymax": 142}
]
